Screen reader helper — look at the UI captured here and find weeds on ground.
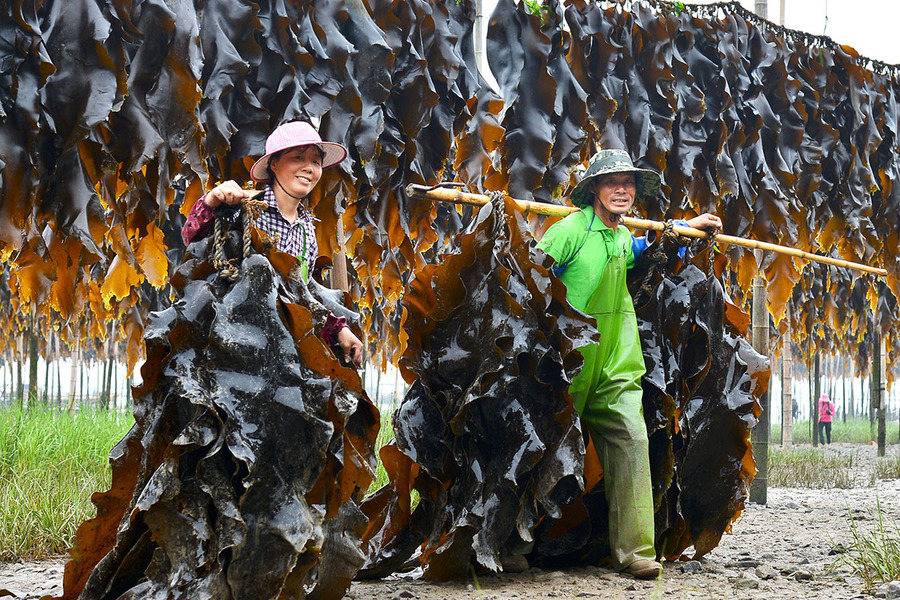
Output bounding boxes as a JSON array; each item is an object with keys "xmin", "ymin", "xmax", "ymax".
[
  {"xmin": 768, "ymin": 447, "xmax": 855, "ymax": 488},
  {"xmin": 831, "ymin": 499, "xmax": 900, "ymax": 591},
  {"xmin": 0, "ymin": 406, "xmax": 131, "ymax": 561},
  {"xmin": 872, "ymin": 453, "xmax": 900, "ymax": 481}
]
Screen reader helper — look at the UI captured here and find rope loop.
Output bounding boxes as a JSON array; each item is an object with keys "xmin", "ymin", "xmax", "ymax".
[
  {"xmin": 212, "ymin": 198, "xmax": 263, "ymax": 282},
  {"xmin": 706, "ymin": 229, "xmax": 717, "ymax": 276},
  {"xmin": 488, "ymin": 190, "xmax": 505, "ymax": 206}
]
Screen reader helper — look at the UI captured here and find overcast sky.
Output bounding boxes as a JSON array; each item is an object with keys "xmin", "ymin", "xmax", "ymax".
[{"xmin": 696, "ymin": 0, "xmax": 900, "ymax": 64}]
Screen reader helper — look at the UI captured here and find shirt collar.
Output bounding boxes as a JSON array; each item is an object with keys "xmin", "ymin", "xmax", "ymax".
[
  {"xmin": 263, "ymin": 185, "xmax": 314, "ymax": 223},
  {"xmin": 580, "ymin": 205, "xmax": 614, "ymax": 232}
]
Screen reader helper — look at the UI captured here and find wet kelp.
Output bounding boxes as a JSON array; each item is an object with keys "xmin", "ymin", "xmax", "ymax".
[
  {"xmin": 360, "ymin": 196, "xmax": 597, "ymax": 579},
  {"xmin": 360, "ymin": 200, "xmax": 766, "ymax": 577},
  {"xmin": 58, "ymin": 229, "xmax": 379, "ymax": 600},
  {"xmin": 1, "ymin": 0, "xmax": 898, "ymax": 372},
  {"xmin": 490, "ymin": 0, "xmax": 900, "ymax": 363},
  {"xmin": 633, "ymin": 243, "xmax": 764, "ymax": 560}
]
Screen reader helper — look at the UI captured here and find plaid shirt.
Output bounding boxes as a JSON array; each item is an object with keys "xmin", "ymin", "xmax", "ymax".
[
  {"xmin": 256, "ymin": 187, "xmax": 318, "ymax": 267},
  {"xmin": 183, "ymin": 186, "xmax": 318, "ymax": 268},
  {"xmin": 180, "ymin": 187, "xmax": 347, "ymax": 345}
]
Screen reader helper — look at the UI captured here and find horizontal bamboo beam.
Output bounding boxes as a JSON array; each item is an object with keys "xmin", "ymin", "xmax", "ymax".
[{"xmin": 406, "ymin": 184, "xmax": 888, "ymax": 277}]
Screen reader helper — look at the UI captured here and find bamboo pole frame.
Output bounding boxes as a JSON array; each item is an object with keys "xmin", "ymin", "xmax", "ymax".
[{"xmin": 406, "ymin": 184, "xmax": 888, "ymax": 277}]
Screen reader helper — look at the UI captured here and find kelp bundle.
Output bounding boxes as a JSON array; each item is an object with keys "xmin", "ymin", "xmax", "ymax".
[
  {"xmin": 360, "ymin": 200, "xmax": 766, "ymax": 577},
  {"xmin": 359, "ymin": 196, "xmax": 597, "ymax": 579},
  {"xmin": 524, "ymin": 238, "xmax": 765, "ymax": 566},
  {"xmin": 649, "ymin": 261, "xmax": 764, "ymax": 559},
  {"xmin": 57, "ymin": 229, "xmax": 379, "ymax": 600},
  {"xmin": 488, "ymin": 0, "xmax": 899, "ymax": 363}
]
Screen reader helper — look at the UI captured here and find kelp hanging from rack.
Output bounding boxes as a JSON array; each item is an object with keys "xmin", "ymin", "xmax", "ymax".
[
  {"xmin": 1, "ymin": 0, "xmax": 898, "ymax": 371},
  {"xmin": 57, "ymin": 229, "xmax": 380, "ymax": 600},
  {"xmin": 359, "ymin": 199, "xmax": 766, "ymax": 577},
  {"xmin": 359, "ymin": 195, "xmax": 596, "ymax": 579}
]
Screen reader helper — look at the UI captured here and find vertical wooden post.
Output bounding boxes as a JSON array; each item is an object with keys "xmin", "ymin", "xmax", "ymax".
[
  {"xmin": 68, "ymin": 339, "xmax": 79, "ymax": 413},
  {"xmin": 750, "ymin": 250, "xmax": 769, "ymax": 504},
  {"xmin": 813, "ymin": 353, "xmax": 821, "ymax": 446},
  {"xmin": 781, "ymin": 316, "xmax": 793, "ymax": 447},
  {"xmin": 807, "ymin": 358, "xmax": 813, "ymax": 439},
  {"xmin": 874, "ymin": 337, "xmax": 886, "ymax": 457},
  {"xmin": 27, "ymin": 313, "xmax": 39, "ymax": 408},
  {"xmin": 333, "ymin": 205, "xmax": 350, "ymax": 292},
  {"xmin": 842, "ymin": 355, "xmax": 848, "ymax": 423}
]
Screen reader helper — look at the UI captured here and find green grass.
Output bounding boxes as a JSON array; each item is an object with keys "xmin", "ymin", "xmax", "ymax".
[
  {"xmin": 873, "ymin": 454, "xmax": 900, "ymax": 480},
  {"xmin": 832, "ymin": 499, "xmax": 900, "ymax": 591},
  {"xmin": 767, "ymin": 446, "xmax": 856, "ymax": 488},
  {"xmin": 366, "ymin": 408, "xmax": 420, "ymax": 507},
  {"xmin": 771, "ymin": 417, "xmax": 900, "ymax": 445},
  {"xmin": 368, "ymin": 410, "xmax": 395, "ymax": 494},
  {"xmin": 0, "ymin": 406, "xmax": 131, "ymax": 560}
]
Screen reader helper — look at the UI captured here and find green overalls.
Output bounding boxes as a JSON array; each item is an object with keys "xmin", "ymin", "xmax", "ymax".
[
  {"xmin": 298, "ymin": 225, "xmax": 309, "ymax": 284},
  {"xmin": 538, "ymin": 206, "xmax": 655, "ymax": 569}
]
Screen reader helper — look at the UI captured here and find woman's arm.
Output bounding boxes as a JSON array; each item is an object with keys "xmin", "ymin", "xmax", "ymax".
[
  {"xmin": 322, "ymin": 314, "xmax": 363, "ymax": 367},
  {"xmin": 182, "ymin": 198, "xmax": 216, "ymax": 245},
  {"xmin": 182, "ymin": 181, "xmax": 254, "ymax": 245}
]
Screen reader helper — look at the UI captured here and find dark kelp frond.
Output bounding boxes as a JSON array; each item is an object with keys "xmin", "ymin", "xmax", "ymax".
[{"xmin": 59, "ymin": 229, "xmax": 379, "ymax": 600}]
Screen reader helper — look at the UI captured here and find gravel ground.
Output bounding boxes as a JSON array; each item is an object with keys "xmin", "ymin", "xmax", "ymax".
[{"xmin": 2, "ymin": 442, "xmax": 899, "ymax": 600}]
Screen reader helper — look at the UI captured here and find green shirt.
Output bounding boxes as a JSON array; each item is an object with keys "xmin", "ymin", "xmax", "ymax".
[{"xmin": 537, "ymin": 206, "xmax": 635, "ymax": 313}]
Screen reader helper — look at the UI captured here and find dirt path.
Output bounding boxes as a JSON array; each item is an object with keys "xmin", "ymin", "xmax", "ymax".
[{"xmin": 3, "ymin": 443, "xmax": 898, "ymax": 600}]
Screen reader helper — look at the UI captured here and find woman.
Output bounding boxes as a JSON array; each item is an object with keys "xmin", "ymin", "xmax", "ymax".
[
  {"xmin": 818, "ymin": 393, "xmax": 835, "ymax": 444},
  {"xmin": 182, "ymin": 120, "xmax": 363, "ymax": 366}
]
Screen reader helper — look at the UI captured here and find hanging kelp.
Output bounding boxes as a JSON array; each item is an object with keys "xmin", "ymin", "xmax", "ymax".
[
  {"xmin": 361, "ymin": 217, "xmax": 766, "ymax": 577},
  {"xmin": 1, "ymin": 0, "xmax": 898, "ymax": 370},
  {"xmin": 483, "ymin": 0, "xmax": 899, "ymax": 364},
  {"xmin": 508, "ymin": 237, "xmax": 765, "ymax": 568},
  {"xmin": 359, "ymin": 196, "xmax": 597, "ymax": 579},
  {"xmin": 57, "ymin": 225, "xmax": 379, "ymax": 600},
  {"xmin": 631, "ymin": 242, "xmax": 765, "ymax": 560}
]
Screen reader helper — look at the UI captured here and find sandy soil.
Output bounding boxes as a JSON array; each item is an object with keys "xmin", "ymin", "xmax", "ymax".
[{"xmin": 2, "ymin": 442, "xmax": 898, "ymax": 600}]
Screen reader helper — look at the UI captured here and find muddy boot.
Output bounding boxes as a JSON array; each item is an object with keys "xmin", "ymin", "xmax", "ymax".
[
  {"xmin": 499, "ymin": 555, "xmax": 530, "ymax": 573},
  {"xmin": 623, "ymin": 559, "xmax": 661, "ymax": 579}
]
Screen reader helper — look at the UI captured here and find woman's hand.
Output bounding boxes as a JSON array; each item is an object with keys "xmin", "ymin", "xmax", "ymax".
[
  {"xmin": 203, "ymin": 180, "xmax": 252, "ymax": 208},
  {"xmin": 685, "ymin": 213, "xmax": 723, "ymax": 233},
  {"xmin": 337, "ymin": 327, "xmax": 364, "ymax": 368}
]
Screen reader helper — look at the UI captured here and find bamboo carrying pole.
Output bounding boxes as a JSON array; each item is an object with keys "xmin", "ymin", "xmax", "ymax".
[{"xmin": 406, "ymin": 184, "xmax": 889, "ymax": 277}]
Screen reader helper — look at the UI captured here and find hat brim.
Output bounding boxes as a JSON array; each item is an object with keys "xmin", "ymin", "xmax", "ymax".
[
  {"xmin": 250, "ymin": 142, "xmax": 348, "ymax": 182},
  {"xmin": 569, "ymin": 168, "xmax": 661, "ymax": 207}
]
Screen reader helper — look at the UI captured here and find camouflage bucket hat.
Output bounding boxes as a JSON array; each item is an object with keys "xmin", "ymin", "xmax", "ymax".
[{"xmin": 569, "ymin": 149, "xmax": 662, "ymax": 207}]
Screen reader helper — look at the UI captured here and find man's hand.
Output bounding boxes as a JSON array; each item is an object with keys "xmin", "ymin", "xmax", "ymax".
[
  {"xmin": 337, "ymin": 327, "xmax": 364, "ymax": 368},
  {"xmin": 203, "ymin": 180, "xmax": 252, "ymax": 208},
  {"xmin": 685, "ymin": 213, "xmax": 723, "ymax": 233}
]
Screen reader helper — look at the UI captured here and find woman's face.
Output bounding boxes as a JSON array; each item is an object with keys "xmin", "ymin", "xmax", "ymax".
[{"xmin": 269, "ymin": 145, "xmax": 324, "ymax": 198}]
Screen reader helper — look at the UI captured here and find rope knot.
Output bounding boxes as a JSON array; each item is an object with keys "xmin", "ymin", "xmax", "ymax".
[{"xmin": 212, "ymin": 198, "xmax": 259, "ymax": 282}]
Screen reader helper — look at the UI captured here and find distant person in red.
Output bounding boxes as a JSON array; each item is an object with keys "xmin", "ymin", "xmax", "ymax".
[{"xmin": 818, "ymin": 394, "xmax": 836, "ymax": 444}]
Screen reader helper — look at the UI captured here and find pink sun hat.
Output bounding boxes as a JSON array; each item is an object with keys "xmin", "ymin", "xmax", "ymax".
[{"xmin": 250, "ymin": 121, "xmax": 348, "ymax": 182}]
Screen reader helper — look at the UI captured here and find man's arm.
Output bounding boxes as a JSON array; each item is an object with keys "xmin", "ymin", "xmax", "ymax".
[
  {"xmin": 685, "ymin": 213, "xmax": 722, "ymax": 232},
  {"xmin": 630, "ymin": 213, "xmax": 722, "ymax": 264}
]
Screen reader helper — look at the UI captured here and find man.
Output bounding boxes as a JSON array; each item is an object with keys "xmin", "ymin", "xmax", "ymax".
[{"xmin": 537, "ymin": 149, "xmax": 722, "ymax": 579}]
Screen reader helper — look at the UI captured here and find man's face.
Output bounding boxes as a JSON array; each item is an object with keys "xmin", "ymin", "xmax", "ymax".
[{"xmin": 591, "ymin": 172, "xmax": 636, "ymax": 216}]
